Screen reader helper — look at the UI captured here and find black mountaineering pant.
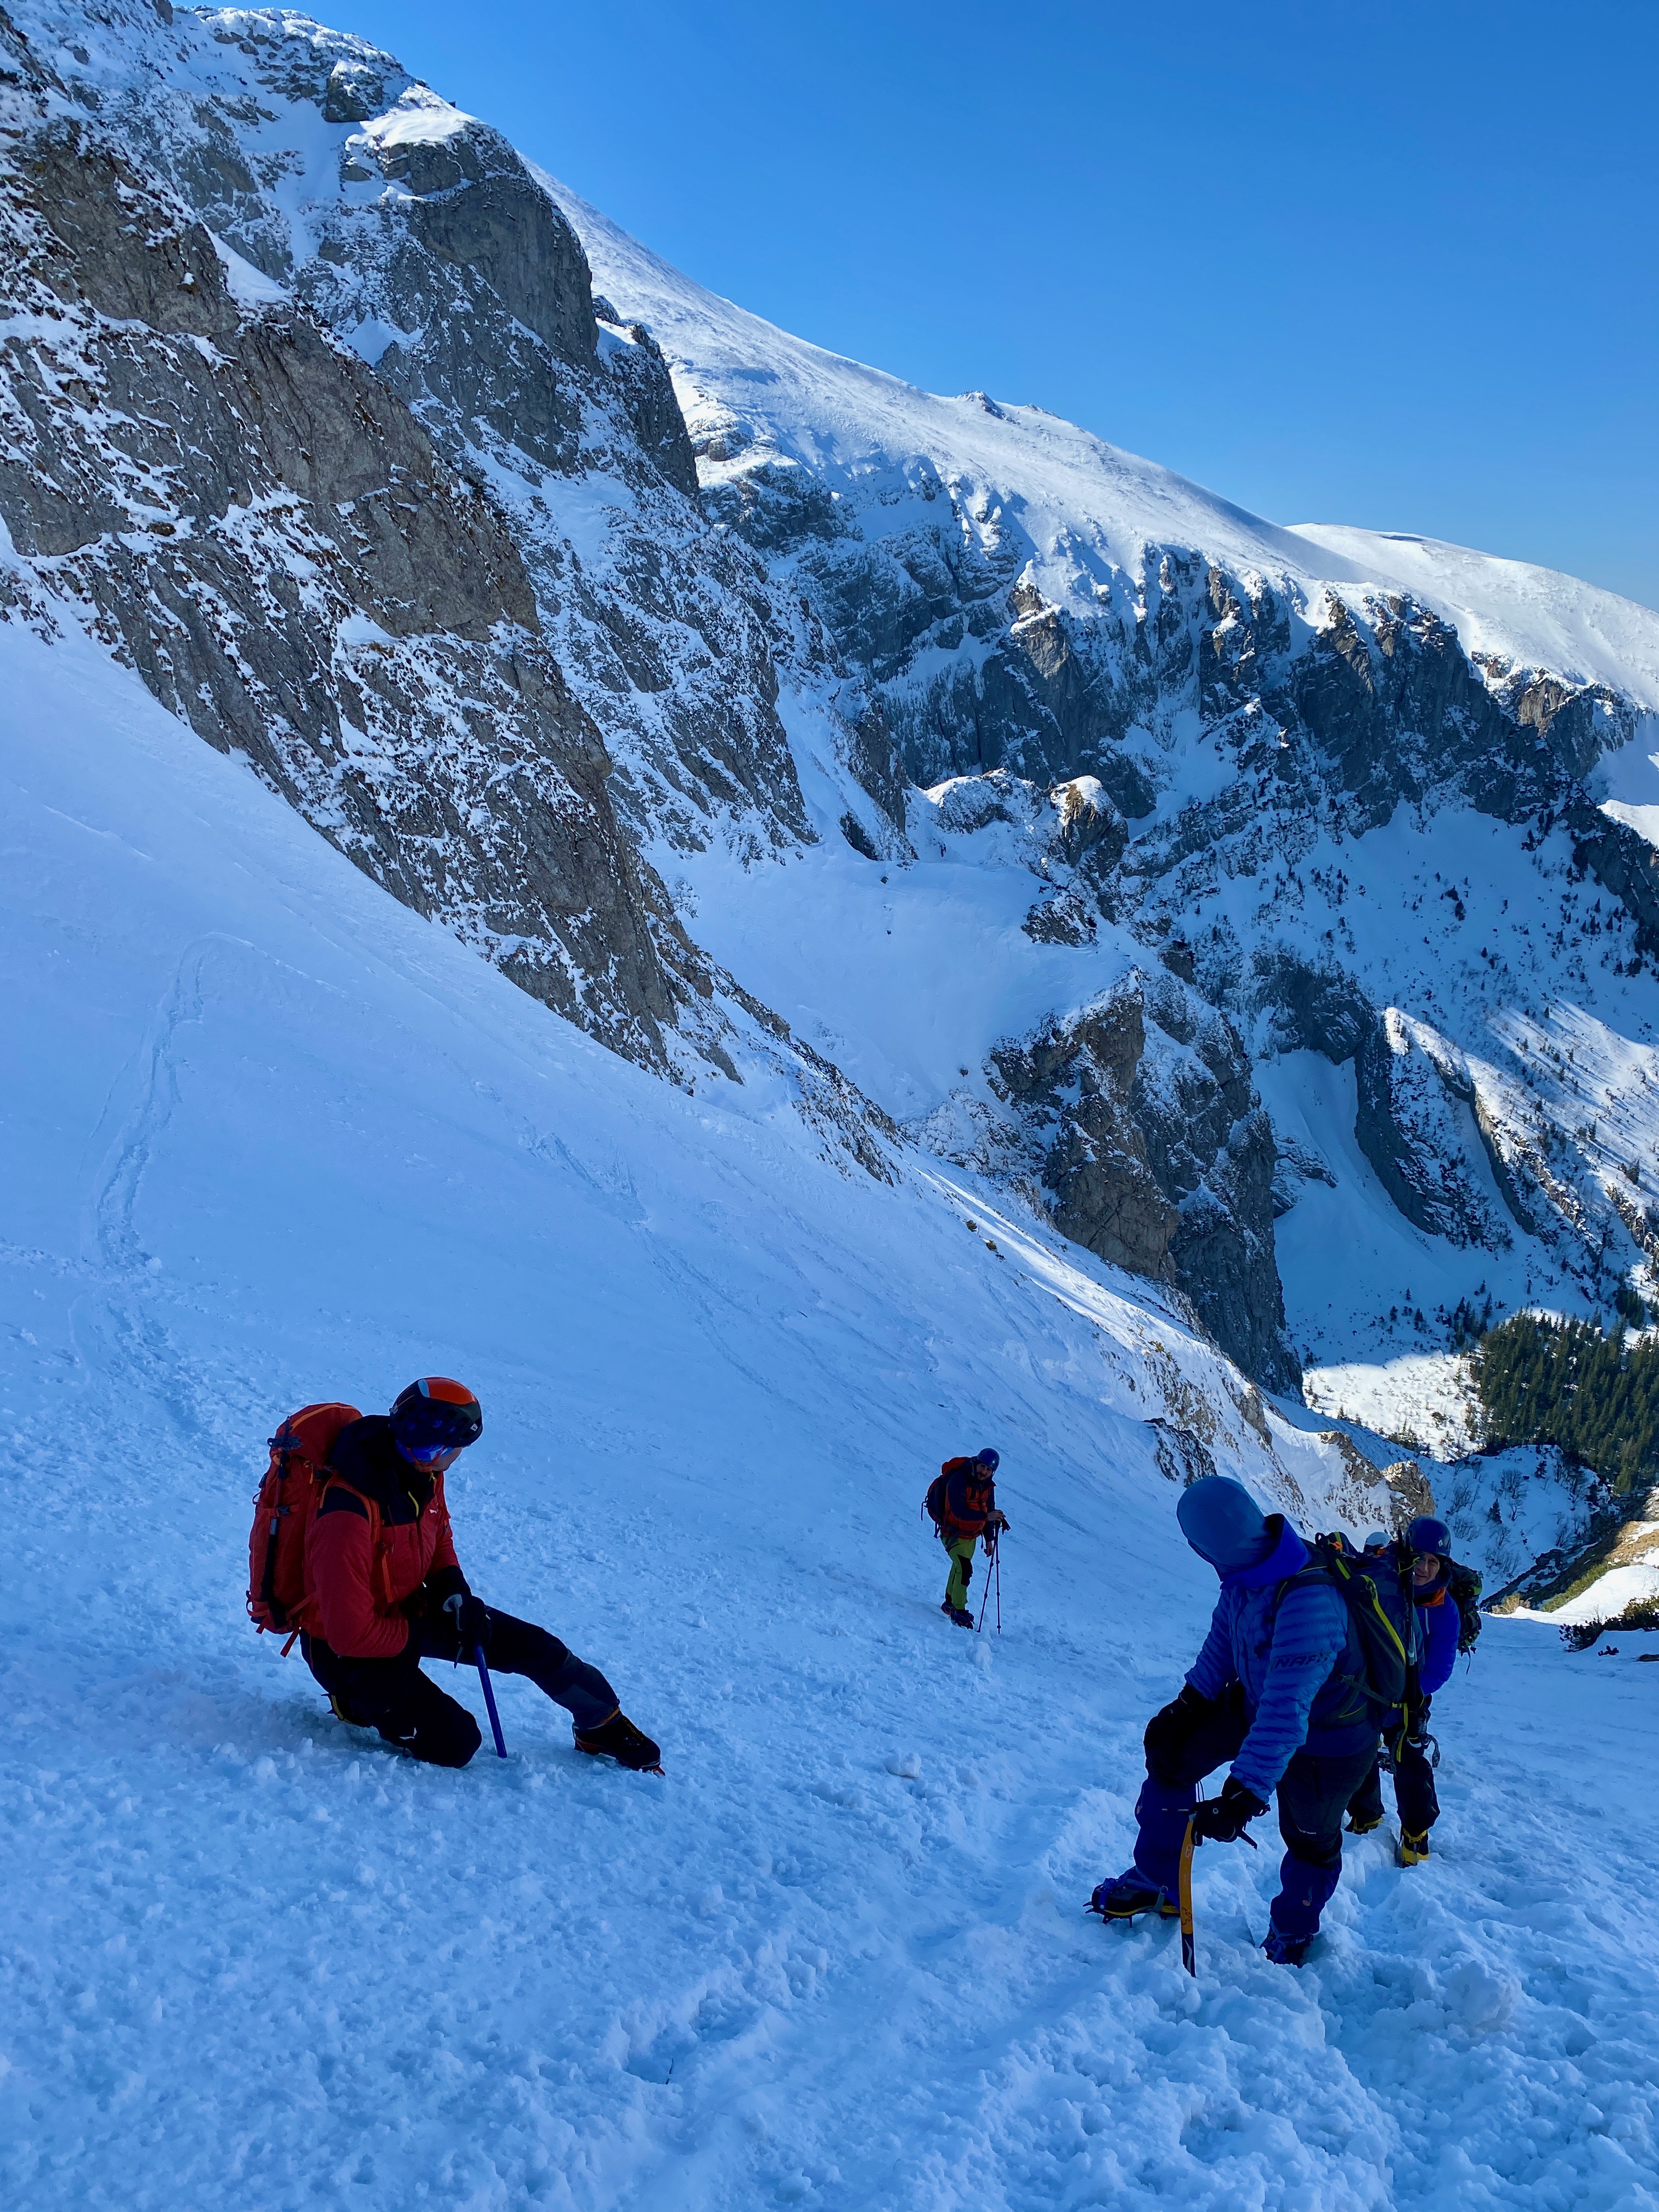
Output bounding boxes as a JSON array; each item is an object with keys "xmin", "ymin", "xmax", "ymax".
[
  {"xmin": 1136, "ymin": 1682, "xmax": 1379, "ymax": 1939},
  {"xmin": 303, "ymin": 1605, "xmax": 619, "ymax": 1768},
  {"xmin": 1348, "ymin": 1740, "xmax": 1440, "ymax": 1836}
]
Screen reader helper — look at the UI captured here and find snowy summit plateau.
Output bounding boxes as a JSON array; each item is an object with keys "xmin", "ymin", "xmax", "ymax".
[{"xmin": 2, "ymin": 3, "xmax": 1658, "ymax": 2207}]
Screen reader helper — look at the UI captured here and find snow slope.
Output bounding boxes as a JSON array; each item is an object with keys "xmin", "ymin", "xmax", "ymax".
[{"xmin": 4, "ymin": 593, "xmax": 1659, "ymax": 2207}]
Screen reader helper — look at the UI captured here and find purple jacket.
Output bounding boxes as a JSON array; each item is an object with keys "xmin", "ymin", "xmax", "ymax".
[{"xmin": 1415, "ymin": 1571, "xmax": 1460, "ymax": 1696}]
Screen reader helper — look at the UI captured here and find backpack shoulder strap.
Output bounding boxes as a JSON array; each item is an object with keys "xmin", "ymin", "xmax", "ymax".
[{"xmin": 314, "ymin": 1472, "xmax": 383, "ymax": 1549}]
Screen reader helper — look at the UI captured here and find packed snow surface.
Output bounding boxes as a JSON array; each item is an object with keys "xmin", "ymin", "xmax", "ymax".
[{"xmin": 4, "ymin": 606, "xmax": 1659, "ymax": 2208}]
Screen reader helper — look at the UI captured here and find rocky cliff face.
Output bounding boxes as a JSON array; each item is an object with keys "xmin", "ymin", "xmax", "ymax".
[
  {"xmin": 38, "ymin": 0, "xmax": 905, "ymax": 867},
  {"xmin": 0, "ymin": 36, "xmax": 684, "ymax": 1063},
  {"xmin": 984, "ymin": 970, "xmax": 1297, "ymax": 1392}
]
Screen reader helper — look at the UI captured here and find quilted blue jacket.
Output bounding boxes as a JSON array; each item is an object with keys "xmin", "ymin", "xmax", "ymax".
[{"xmin": 1186, "ymin": 1521, "xmax": 1378, "ymax": 1799}]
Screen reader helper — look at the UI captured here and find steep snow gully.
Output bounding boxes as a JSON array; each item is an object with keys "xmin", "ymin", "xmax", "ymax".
[{"xmin": 4, "ymin": 597, "xmax": 1659, "ymax": 2208}]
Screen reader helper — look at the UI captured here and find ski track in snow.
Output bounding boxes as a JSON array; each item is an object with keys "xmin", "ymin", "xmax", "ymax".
[{"xmin": 4, "ymin": 627, "xmax": 1659, "ymax": 2207}]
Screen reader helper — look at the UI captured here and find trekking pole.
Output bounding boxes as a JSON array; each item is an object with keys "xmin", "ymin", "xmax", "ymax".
[
  {"xmin": 1178, "ymin": 1816, "xmax": 1197, "ymax": 1978},
  {"xmin": 975, "ymin": 1553, "xmax": 992, "ymax": 1633},
  {"xmin": 995, "ymin": 1538, "xmax": 1002, "ymax": 1634},
  {"xmin": 475, "ymin": 1646, "xmax": 507, "ymax": 1758}
]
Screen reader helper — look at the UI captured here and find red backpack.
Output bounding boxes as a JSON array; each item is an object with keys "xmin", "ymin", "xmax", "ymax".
[
  {"xmin": 923, "ymin": 1457, "xmax": 993, "ymax": 1539},
  {"xmin": 247, "ymin": 1403, "xmax": 361, "ymax": 1645}
]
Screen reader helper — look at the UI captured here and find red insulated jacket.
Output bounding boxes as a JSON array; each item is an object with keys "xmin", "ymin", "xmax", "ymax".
[
  {"xmin": 305, "ymin": 1415, "xmax": 464, "ymax": 1660},
  {"xmin": 934, "ymin": 1456, "xmax": 998, "ymax": 1541}
]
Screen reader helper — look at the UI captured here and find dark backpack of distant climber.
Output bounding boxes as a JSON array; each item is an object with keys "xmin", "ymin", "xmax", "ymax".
[
  {"xmin": 249, "ymin": 1376, "xmax": 661, "ymax": 1772},
  {"xmin": 925, "ymin": 1448, "xmax": 1008, "ymax": 1627}
]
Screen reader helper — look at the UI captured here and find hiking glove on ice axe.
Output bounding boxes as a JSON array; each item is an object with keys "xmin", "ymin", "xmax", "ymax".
[
  {"xmin": 1190, "ymin": 1775, "xmax": 1266, "ymax": 1846},
  {"xmin": 444, "ymin": 1591, "xmax": 490, "ymax": 1647}
]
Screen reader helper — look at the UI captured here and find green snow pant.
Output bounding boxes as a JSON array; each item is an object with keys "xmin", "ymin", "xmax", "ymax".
[{"xmin": 941, "ymin": 1533, "xmax": 978, "ymax": 1612}]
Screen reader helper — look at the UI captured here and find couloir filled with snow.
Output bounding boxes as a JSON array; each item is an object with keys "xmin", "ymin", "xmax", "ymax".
[{"xmin": 3, "ymin": 594, "xmax": 1657, "ymax": 2208}]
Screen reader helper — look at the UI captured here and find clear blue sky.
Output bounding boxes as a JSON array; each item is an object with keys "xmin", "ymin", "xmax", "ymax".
[{"xmin": 342, "ymin": 0, "xmax": 1656, "ymax": 609}]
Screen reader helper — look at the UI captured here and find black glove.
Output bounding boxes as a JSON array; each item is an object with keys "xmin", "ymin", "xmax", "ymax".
[
  {"xmin": 1189, "ymin": 1775, "xmax": 1266, "ymax": 1845},
  {"xmin": 443, "ymin": 1591, "xmax": 490, "ymax": 1649},
  {"xmin": 1144, "ymin": 1681, "xmax": 1214, "ymax": 1769}
]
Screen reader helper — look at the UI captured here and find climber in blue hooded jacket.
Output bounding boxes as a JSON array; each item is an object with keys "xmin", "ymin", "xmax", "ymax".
[{"xmin": 1090, "ymin": 1476, "xmax": 1381, "ymax": 1966}]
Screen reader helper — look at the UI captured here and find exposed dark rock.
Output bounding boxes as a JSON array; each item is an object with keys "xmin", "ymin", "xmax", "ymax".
[
  {"xmin": 989, "ymin": 975, "xmax": 1299, "ymax": 1391},
  {"xmin": 1159, "ymin": 938, "xmax": 1197, "ymax": 984},
  {"xmin": 1148, "ymin": 1419, "xmax": 1218, "ymax": 1486},
  {"xmin": 1566, "ymin": 799, "xmax": 1659, "ymax": 960},
  {"xmin": 0, "ymin": 106, "xmax": 679, "ymax": 1065},
  {"xmin": 60, "ymin": 7, "xmax": 898, "ymax": 865},
  {"xmin": 1249, "ymin": 951, "xmax": 1375, "ymax": 1062},
  {"xmin": 840, "ymin": 810, "xmax": 882, "ymax": 860},
  {"xmin": 991, "ymin": 991, "xmax": 1178, "ymax": 1281},
  {"xmin": 1022, "ymin": 886, "xmax": 1097, "ymax": 945},
  {"xmin": 1049, "ymin": 775, "xmax": 1127, "ymax": 870}
]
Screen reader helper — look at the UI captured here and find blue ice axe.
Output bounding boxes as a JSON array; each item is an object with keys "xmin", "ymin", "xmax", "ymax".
[{"xmin": 475, "ymin": 1647, "xmax": 507, "ymax": 1758}]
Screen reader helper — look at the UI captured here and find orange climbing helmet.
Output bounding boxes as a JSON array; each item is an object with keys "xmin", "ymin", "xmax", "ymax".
[{"xmin": 390, "ymin": 1375, "xmax": 483, "ymax": 1461}]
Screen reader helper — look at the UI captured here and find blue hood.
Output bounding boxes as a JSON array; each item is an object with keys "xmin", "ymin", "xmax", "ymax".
[
  {"xmin": 1220, "ymin": 1519, "xmax": 1307, "ymax": 1592},
  {"xmin": 1177, "ymin": 1476, "xmax": 1279, "ymax": 1577}
]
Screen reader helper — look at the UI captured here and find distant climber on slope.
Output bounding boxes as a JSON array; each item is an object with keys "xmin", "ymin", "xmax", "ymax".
[
  {"xmin": 255, "ymin": 1379, "xmax": 660, "ymax": 1770},
  {"xmin": 1089, "ymin": 1477, "xmax": 1383, "ymax": 1967},
  {"xmin": 923, "ymin": 1448, "xmax": 1008, "ymax": 1627},
  {"xmin": 1346, "ymin": 1515, "xmax": 1463, "ymax": 1864}
]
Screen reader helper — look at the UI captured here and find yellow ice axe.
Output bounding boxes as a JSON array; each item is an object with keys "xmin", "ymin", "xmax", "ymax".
[{"xmin": 1178, "ymin": 1816, "xmax": 1197, "ymax": 1977}]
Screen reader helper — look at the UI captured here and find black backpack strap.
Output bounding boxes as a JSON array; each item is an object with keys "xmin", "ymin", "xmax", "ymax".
[{"xmin": 259, "ymin": 1424, "xmax": 298, "ymax": 1628}]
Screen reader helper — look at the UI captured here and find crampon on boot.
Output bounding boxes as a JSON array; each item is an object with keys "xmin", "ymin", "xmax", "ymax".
[
  {"xmin": 573, "ymin": 1711, "xmax": 662, "ymax": 1773},
  {"xmin": 1345, "ymin": 1812, "xmax": 1383, "ymax": 1835},
  {"xmin": 1399, "ymin": 1829, "xmax": 1431, "ymax": 1866},
  {"xmin": 328, "ymin": 1691, "xmax": 372, "ymax": 1728},
  {"xmin": 1088, "ymin": 1872, "xmax": 1178, "ymax": 1921},
  {"xmin": 941, "ymin": 1600, "xmax": 975, "ymax": 1628},
  {"xmin": 1262, "ymin": 1926, "xmax": 1312, "ymax": 1967}
]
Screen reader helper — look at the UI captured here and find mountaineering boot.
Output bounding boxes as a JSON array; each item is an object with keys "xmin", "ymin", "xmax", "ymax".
[
  {"xmin": 1345, "ymin": 1812, "xmax": 1383, "ymax": 1835},
  {"xmin": 1262, "ymin": 1926, "xmax": 1312, "ymax": 1967},
  {"xmin": 573, "ymin": 1711, "xmax": 663, "ymax": 1773},
  {"xmin": 1399, "ymin": 1829, "xmax": 1431, "ymax": 1866},
  {"xmin": 1089, "ymin": 1872, "xmax": 1178, "ymax": 1921},
  {"xmin": 328, "ymin": 1690, "xmax": 372, "ymax": 1728},
  {"xmin": 941, "ymin": 1600, "xmax": 975, "ymax": 1628}
]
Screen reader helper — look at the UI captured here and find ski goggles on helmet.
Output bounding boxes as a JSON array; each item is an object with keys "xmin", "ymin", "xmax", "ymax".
[
  {"xmin": 390, "ymin": 1376, "xmax": 483, "ymax": 1458},
  {"xmin": 398, "ymin": 1436, "xmax": 466, "ymax": 1466}
]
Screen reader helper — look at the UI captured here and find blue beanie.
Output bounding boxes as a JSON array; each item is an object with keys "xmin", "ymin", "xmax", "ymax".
[
  {"xmin": 1176, "ymin": 1476, "xmax": 1277, "ymax": 1577},
  {"xmin": 1407, "ymin": 1515, "xmax": 1451, "ymax": 1558}
]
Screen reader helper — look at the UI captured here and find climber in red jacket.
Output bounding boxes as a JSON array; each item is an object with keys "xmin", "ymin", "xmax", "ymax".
[{"xmin": 302, "ymin": 1377, "xmax": 659, "ymax": 1770}]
